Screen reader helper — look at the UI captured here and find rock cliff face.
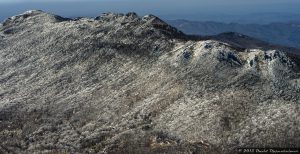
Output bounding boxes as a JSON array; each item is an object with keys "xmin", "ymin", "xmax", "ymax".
[{"xmin": 0, "ymin": 10, "xmax": 299, "ymax": 154}]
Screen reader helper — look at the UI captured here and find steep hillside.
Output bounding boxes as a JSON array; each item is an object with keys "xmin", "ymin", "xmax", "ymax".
[{"xmin": 0, "ymin": 10, "xmax": 299, "ymax": 154}]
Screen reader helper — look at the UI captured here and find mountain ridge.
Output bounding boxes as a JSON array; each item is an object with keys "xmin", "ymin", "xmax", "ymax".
[{"xmin": 0, "ymin": 10, "xmax": 299, "ymax": 154}]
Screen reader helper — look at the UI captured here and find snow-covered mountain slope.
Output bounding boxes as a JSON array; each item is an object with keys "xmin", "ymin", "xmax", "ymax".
[{"xmin": 0, "ymin": 10, "xmax": 299, "ymax": 154}]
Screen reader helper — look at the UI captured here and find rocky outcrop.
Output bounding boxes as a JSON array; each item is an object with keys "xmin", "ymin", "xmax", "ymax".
[{"xmin": 0, "ymin": 10, "xmax": 299, "ymax": 154}]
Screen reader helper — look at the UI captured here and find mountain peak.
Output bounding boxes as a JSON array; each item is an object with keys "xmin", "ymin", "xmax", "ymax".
[
  {"xmin": 22, "ymin": 9, "xmax": 44, "ymax": 15},
  {"xmin": 126, "ymin": 12, "xmax": 139, "ymax": 18},
  {"xmin": 93, "ymin": 12, "xmax": 184, "ymax": 38},
  {"xmin": 2, "ymin": 10, "xmax": 69, "ymax": 27},
  {"xmin": 3, "ymin": 10, "xmax": 44, "ymax": 23},
  {"xmin": 95, "ymin": 12, "xmax": 124, "ymax": 20},
  {"xmin": 142, "ymin": 14, "xmax": 167, "ymax": 25}
]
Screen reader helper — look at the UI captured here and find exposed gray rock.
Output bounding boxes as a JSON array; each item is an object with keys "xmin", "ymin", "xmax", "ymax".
[{"xmin": 0, "ymin": 10, "xmax": 299, "ymax": 154}]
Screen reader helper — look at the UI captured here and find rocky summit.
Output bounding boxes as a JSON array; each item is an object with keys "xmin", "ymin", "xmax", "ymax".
[{"xmin": 0, "ymin": 10, "xmax": 299, "ymax": 154}]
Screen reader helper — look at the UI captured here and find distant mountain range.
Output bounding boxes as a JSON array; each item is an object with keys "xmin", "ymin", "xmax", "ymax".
[{"xmin": 168, "ymin": 20, "xmax": 300, "ymax": 48}]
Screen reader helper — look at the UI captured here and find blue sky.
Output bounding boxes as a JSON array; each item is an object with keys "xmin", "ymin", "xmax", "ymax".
[{"xmin": 1, "ymin": 0, "xmax": 300, "ymax": 23}]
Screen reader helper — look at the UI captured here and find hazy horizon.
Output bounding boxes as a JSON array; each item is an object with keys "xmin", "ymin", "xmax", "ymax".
[{"xmin": 1, "ymin": 0, "xmax": 300, "ymax": 24}]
